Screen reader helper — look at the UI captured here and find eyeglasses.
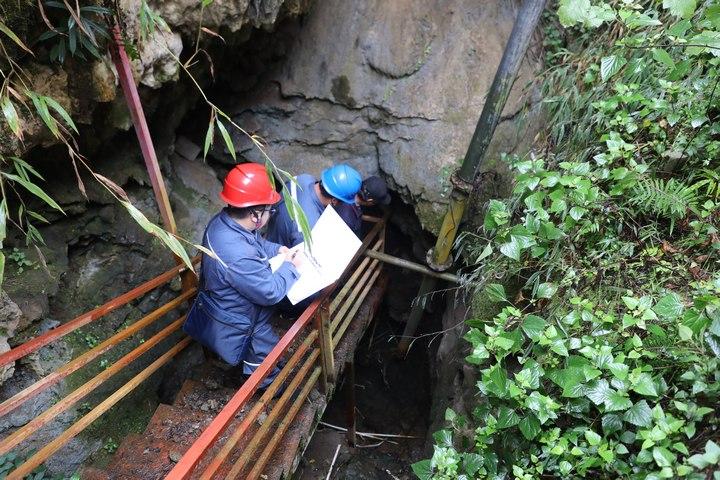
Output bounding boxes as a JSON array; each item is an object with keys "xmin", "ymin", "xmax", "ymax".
[
  {"xmin": 254, "ymin": 206, "xmax": 277, "ymax": 216},
  {"xmin": 360, "ymin": 186, "xmax": 373, "ymax": 202}
]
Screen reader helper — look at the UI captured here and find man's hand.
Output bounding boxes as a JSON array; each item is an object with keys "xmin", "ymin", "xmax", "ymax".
[
  {"xmin": 284, "ymin": 248, "xmax": 305, "ymax": 269},
  {"xmin": 278, "ymin": 246, "xmax": 290, "ymax": 254}
]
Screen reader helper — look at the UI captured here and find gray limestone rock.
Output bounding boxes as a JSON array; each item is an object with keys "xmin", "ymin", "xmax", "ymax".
[{"xmin": 226, "ymin": 0, "xmax": 543, "ymax": 232}]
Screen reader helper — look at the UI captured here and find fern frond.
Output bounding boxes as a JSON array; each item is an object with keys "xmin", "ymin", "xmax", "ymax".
[{"xmin": 630, "ymin": 178, "xmax": 698, "ymax": 219}]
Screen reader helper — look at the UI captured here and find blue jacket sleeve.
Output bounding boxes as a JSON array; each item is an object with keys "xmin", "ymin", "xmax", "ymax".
[
  {"xmin": 260, "ymin": 236, "xmax": 283, "ymax": 257},
  {"xmin": 223, "ymin": 258, "xmax": 299, "ymax": 306}
]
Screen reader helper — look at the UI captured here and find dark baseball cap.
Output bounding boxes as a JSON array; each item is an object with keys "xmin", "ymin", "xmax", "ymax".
[{"xmin": 360, "ymin": 176, "xmax": 391, "ymax": 205}]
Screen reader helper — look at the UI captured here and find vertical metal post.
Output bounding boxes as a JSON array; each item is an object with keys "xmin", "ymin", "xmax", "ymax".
[
  {"xmin": 400, "ymin": 0, "xmax": 547, "ymax": 354},
  {"xmin": 315, "ymin": 301, "xmax": 335, "ymax": 393},
  {"xmin": 109, "ymin": 25, "xmax": 177, "ymax": 235},
  {"xmin": 344, "ymin": 360, "xmax": 356, "ymax": 447},
  {"xmin": 110, "ymin": 25, "xmax": 197, "ymax": 291}
]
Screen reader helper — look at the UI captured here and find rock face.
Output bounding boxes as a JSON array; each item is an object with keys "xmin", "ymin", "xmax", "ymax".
[{"xmin": 228, "ymin": 0, "xmax": 543, "ymax": 232}]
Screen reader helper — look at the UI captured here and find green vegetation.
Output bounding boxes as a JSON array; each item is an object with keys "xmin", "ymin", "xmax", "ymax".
[{"xmin": 417, "ymin": 0, "xmax": 720, "ymax": 478}]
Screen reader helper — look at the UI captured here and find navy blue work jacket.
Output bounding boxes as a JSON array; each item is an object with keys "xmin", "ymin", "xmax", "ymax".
[
  {"xmin": 334, "ymin": 203, "xmax": 362, "ymax": 236},
  {"xmin": 183, "ymin": 209, "xmax": 299, "ymax": 365},
  {"xmin": 265, "ymin": 174, "xmax": 325, "ymax": 248}
]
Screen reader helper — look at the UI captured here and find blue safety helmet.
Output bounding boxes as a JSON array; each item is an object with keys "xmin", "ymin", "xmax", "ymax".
[{"xmin": 321, "ymin": 165, "xmax": 362, "ymax": 204}]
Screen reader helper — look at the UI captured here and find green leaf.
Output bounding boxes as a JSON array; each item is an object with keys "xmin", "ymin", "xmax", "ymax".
[
  {"xmin": 483, "ymin": 364, "xmax": 509, "ymax": 398},
  {"xmin": 558, "ymin": 0, "xmax": 615, "ymax": 27},
  {"xmin": 121, "ymin": 202, "xmax": 194, "ymax": 273},
  {"xmin": 624, "ymin": 400, "xmax": 653, "ymax": 427},
  {"xmin": 682, "ymin": 309, "xmax": 710, "ymax": 335},
  {"xmin": 485, "ymin": 283, "xmax": 507, "ymax": 303},
  {"xmin": 499, "ymin": 236, "xmax": 522, "ymax": 261},
  {"xmin": 411, "ymin": 460, "xmax": 432, "ymax": 480},
  {"xmin": 43, "ymin": 96, "xmax": 78, "ymax": 133},
  {"xmin": 585, "ymin": 379, "xmax": 612, "ymax": 406},
  {"xmin": 604, "ymin": 391, "xmax": 633, "ymax": 411},
  {"xmin": 535, "ymin": 282, "xmax": 558, "ymax": 299},
  {"xmin": 521, "ymin": 315, "xmax": 546, "ymax": 341},
  {"xmin": 687, "ymin": 31, "xmax": 720, "ymax": 57},
  {"xmin": 465, "ymin": 342, "xmax": 489, "ymax": 365},
  {"xmin": 12, "ymin": 157, "xmax": 44, "ymax": 181},
  {"xmin": 651, "ymin": 48, "xmax": 676, "ymax": 69},
  {"xmin": 462, "ymin": 453, "xmax": 483, "ymax": 477},
  {"xmin": 518, "ymin": 415, "xmax": 541, "ymax": 440},
  {"xmin": 497, "ymin": 406, "xmax": 521, "ymax": 429},
  {"xmin": 569, "ymin": 206, "xmax": 587, "ymax": 221},
  {"xmin": 0, "ymin": 251, "xmax": 5, "ymax": 289},
  {"xmin": 652, "ymin": 446, "xmax": 676, "ymax": 467},
  {"xmin": 215, "ymin": 119, "xmax": 236, "ymax": 160},
  {"xmin": 705, "ymin": 440, "xmax": 720, "ymax": 463},
  {"xmin": 27, "ymin": 92, "xmax": 59, "ymax": 138},
  {"xmin": 602, "ymin": 414, "xmax": 623, "ymax": 433},
  {"xmin": 632, "ymin": 373, "xmax": 658, "ymax": 397},
  {"xmin": 0, "ymin": 21, "xmax": 34, "ymax": 55},
  {"xmin": 678, "ymin": 324, "xmax": 693, "ymax": 340},
  {"xmin": 585, "ymin": 430, "xmax": 601, "ymax": 446},
  {"xmin": 433, "ymin": 429, "xmax": 453, "ymax": 447},
  {"xmin": 203, "ymin": 117, "xmax": 215, "ymax": 160},
  {"xmin": 653, "ymin": 293, "xmax": 684, "ymax": 319},
  {"xmin": 662, "ymin": 0, "xmax": 696, "ymax": 19},
  {"xmin": 476, "ymin": 243, "xmax": 493, "ymax": 262},
  {"xmin": 1, "ymin": 97, "xmax": 22, "ymax": 139},
  {"xmin": 515, "ymin": 359, "xmax": 543, "ymax": 389},
  {"xmin": 600, "ymin": 55, "xmax": 627, "ymax": 82},
  {"xmin": 1, "ymin": 173, "xmax": 64, "ymax": 214},
  {"xmin": 622, "ymin": 296, "xmax": 639, "ymax": 310},
  {"xmin": 550, "ymin": 339, "xmax": 569, "ymax": 357}
]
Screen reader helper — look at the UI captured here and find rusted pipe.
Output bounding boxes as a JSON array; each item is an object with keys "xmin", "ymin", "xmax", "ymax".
[
  {"xmin": 364, "ymin": 250, "xmax": 460, "ymax": 283},
  {"xmin": 401, "ymin": 0, "xmax": 546, "ymax": 354},
  {"xmin": 0, "ymin": 259, "xmax": 196, "ymax": 369},
  {"xmin": 109, "ymin": 25, "xmax": 176, "ymax": 234}
]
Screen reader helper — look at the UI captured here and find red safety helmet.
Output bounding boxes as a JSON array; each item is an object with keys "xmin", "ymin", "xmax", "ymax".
[{"xmin": 220, "ymin": 163, "xmax": 281, "ymax": 208}]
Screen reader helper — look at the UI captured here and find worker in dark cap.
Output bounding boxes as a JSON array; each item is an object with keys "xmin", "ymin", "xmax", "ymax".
[{"xmin": 334, "ymin": 175, "xmax": 391, "ymax": 236}]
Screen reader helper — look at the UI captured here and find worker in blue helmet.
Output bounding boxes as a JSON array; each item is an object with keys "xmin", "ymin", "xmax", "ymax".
[{"xmin": 265, "ymin": 164, "xmax": 362, "ymax": 248}]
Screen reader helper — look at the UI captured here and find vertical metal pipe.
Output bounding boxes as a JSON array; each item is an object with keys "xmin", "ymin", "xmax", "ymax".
[
  {"xmin": 109, "ymin": 25, "xmax": 177, "ymax": 235},
  {"xmin": 457, "ymin": 0, "xmax": 547, "ymax": 185},
  {"xmin": 402, "ymin": 0, "xmax": 547, "ymax": 351},
  {"xmin": 316, "ymin": 301, "xmax": 335, "ymax": 392},
  {"xmin": 398, "ymin": 276, "xmax": 437, "ymax": 354}
]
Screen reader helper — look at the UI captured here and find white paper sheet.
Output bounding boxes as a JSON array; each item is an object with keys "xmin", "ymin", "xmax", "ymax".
[{"xmin": 270, "ymin": 206, "xmax": 362, "ymax": 304}]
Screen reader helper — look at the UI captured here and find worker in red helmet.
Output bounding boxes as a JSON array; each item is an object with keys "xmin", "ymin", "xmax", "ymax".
[{"xmin": 184, "ymin": 163, "xmax": 304, "ymax": 389}]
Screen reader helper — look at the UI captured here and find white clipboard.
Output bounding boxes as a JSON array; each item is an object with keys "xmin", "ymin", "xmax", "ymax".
[{"xmin": 270, "ymin": 206, "xmax": 362, "ymax": 304}]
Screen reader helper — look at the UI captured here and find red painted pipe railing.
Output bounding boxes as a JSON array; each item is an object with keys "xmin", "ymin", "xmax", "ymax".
[
  {"xmin": 166, "ymin": 216, "xmax": 389, "ymax": 479},
  {"xmin": 109, "ymin": 25, "xmax": 177, "ymax": 235},
  {"xmin": 0, "ymin": 259, "xmax": 197, "ymax": 369}
]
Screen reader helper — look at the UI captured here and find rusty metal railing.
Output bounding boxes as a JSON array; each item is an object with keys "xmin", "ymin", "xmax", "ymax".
[
  {"xmin": 166, "ymin": 215, "xmax": 388, "ymax": 480},
  {"xmin": 0, "ymin": 258, "xmax": 199, "ymax": 479}
]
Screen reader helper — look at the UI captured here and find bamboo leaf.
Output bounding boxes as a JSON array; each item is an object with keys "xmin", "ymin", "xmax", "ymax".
[
  {"xmin": 215, "ymin": 120, "xmax": 236, "ymax": 160},
  {"xmin": 121, "ymin": 201, "xmax": 194, "ymax": 272},
  {"xmin": 43, "ymin": 96, "xmax": 78, "ymax": 133},
  {"xmin": 203, "ymin": 117, "xmax": 215, "ymax": 160},
  {"xmin": 1, "ymin": 97, "xmax": 23, "ymax": 139},
  {"xmin": 27, "ymin": 92, "xmax": 59, "ymax": 138},
  {"xmin": 12, "ymin": 157, "xmax": 44, "ymax": 181},
  {"xmin": 0, "ymin": 21, "xmax": 34, "ymax": 55},
  {"xmin": 27, "ymin": 210, "xmax": 50, "ymax": 223},
  {"xmin": 264, "ymin": 161, "xmax": 276, "ymax": 189},
  {"xmin": 2, "ymin": 173, "xmax": 65, "ymax": 214},
  {"xmin": 0, "ymin": 252, "xmax": 5, "ymax": 289}
]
